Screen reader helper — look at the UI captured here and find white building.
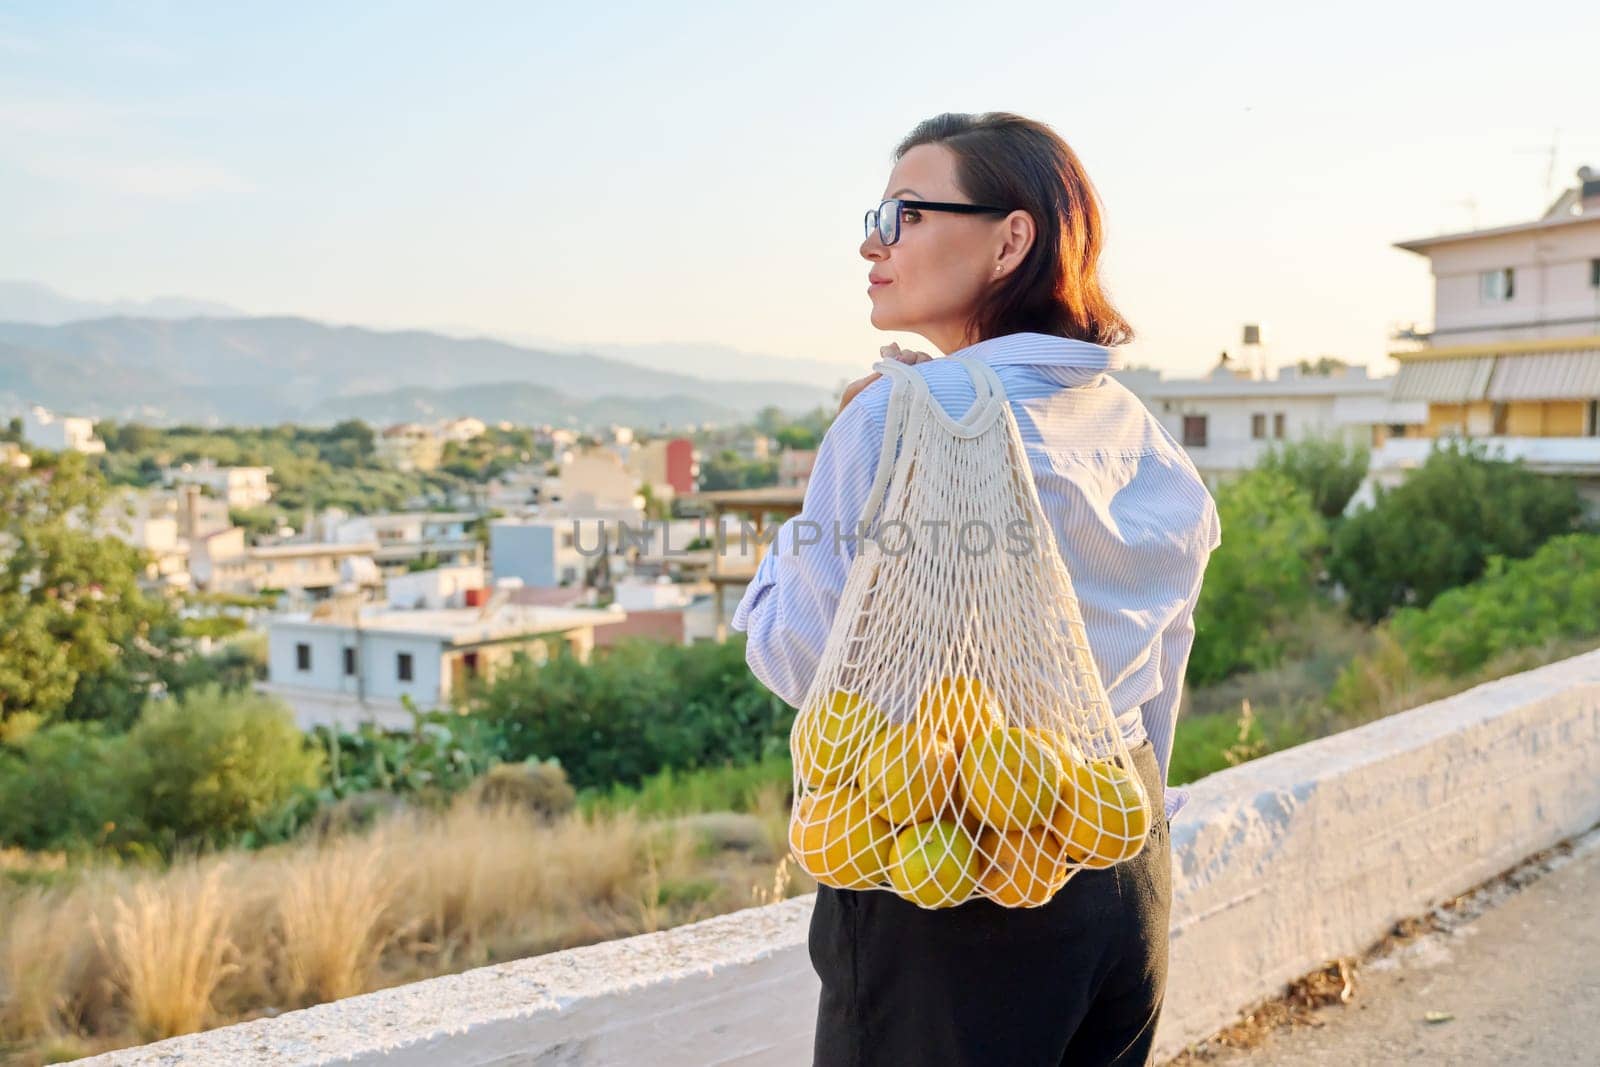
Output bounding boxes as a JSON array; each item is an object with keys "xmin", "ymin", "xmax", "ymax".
[
  {"xmin": 485, "ymin": 466, "xmax": 547, "ymax": 512},
  {"xmin": 97, "ymin": 490, "xmax": 191, "ymax": 589},
  {"xmin": 190, "ymin": 528, "xmax": 382, "ymax": 601},
  {"xmin": 1382, "ymin": 165, "xmax": 1600, "ymax": 506},
  {"xmin": 550, "ymin": 447, "xmax": 642, "ymax": 512},
  {"xmin": 384, "ymin": 564, "xmax": 487, "ymax": 610},
  {"xmin": 21, "ymin": 405, "xmax": 105, "ymax": 454},
  {"xmin": 438, "ymin": 416, "xmax": 488, "ymax": 444},
  {"xmin": 1126, "ymin": 358, "xmax": 1426, "ymax": 487},
  {"xmin": 162, "ymin": 461, "xmax": 274, "ymax": 509},
  {"xmin": 261, "ymin": 597, "xmax": 628, "ymax": 729},
  {"xmin": 331, "ymin": 511, "xmax": 483, "ymax": 575},
  {"xmin": 375, "ymin": 423, "xmax": 444, "ymax": 472}
]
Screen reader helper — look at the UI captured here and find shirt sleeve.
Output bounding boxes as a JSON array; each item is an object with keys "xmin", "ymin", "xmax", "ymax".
[
  {"xmin": 1147, "ymin": 502, "xmax": 1222, "ymax": 822},
  {"xmin": 729, "ymin": 379, "xmax": 890, "ymax": 708}
]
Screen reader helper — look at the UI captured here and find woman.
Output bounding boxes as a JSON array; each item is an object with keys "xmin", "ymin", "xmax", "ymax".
[{"xmin": 730, "ymin": 112, "xmax": 1221, "ymax": 1067}]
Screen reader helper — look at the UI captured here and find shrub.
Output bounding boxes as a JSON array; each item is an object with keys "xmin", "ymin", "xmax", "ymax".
[
  {"xmin": 475, "ymin": 637, "xmax": 793, "ymax": 791},
  {"xmin": 1257, "ymin": 434, "xmax": 1370, "ymax": 520},
  {"xmin": 122, "ymin": 685, "xmax": 323, "ymax": 849},
  {"xmin": 463, "ymin": 758, "xmax": 576, "ymax": 821},
  {"xmin": 1328, "ymin": 534, "xmax": 1600, "ymax": 718},
  {"xmin": 1188, "ymin": 469, "xmax": 1328, "ymax": 685},
  {"xmin": 1387, "ymin": 533, "xmax": 1600, "ymax": 677},
  {"xmin": 310, "ymin": 704, "xmax": 511, "ymax": 806},
  {"xmin": 0, "ymin": 721, "xmax": 129, "ymax": 851},
  {"xmin": 1329, "ymin": 439, "xmax": 1585, "ymax": 622}
]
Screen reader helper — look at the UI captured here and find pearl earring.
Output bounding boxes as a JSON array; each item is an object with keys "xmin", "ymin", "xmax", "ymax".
[{"xmin": 995, "ymin": 265, "xmax": 1002, "ymax": 273}]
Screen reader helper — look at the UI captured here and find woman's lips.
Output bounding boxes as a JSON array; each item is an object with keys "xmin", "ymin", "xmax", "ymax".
[{"xmin": 868, "ymin": 280, "xmax": 892, "ymax": 291}]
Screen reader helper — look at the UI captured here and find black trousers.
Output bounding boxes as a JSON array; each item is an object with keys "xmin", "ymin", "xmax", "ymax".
[{"xmin": 808, "ymin": 740, "xmax": 1171, "ymax": 1067}]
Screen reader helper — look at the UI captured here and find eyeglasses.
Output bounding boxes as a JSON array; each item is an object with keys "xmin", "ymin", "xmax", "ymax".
[{"xmin": 864, "ymin": 197, "xmax": 1012, "ymax": 246}]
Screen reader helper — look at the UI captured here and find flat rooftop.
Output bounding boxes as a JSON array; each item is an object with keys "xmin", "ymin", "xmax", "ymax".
[{"xmin": 272, "ymin": 602, "xmax": 628, "ymax": 643}]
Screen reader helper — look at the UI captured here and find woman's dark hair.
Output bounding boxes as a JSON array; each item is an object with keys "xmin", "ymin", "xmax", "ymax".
[{"xmin": 893, "ymin": 112, "xmax": 1133, "ymax": 348}]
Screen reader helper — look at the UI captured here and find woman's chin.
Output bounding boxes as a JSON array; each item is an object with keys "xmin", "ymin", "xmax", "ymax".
[{"xmin": 868, "ymin": 304, "xmax": 903, "ymax": 332}]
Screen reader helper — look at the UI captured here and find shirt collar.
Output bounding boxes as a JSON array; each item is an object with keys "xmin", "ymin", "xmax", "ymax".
[{"xmin": 948, "ymin": 331, "xmax": 1121, "ymax": 388}]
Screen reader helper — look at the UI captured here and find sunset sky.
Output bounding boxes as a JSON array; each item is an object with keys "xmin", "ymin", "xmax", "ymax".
[{"xmin": 3, "ymin": 0, "xmax": 1597, "ymax": 378}]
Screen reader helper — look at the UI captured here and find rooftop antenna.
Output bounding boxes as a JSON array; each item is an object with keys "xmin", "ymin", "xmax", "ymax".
[
  {"xmin": 1452, "ymin": 195, "xmax": 1481, "ymax": 230},
  {"xmin": 1514, "ymin": 128, "xmax": 1561, "ymax": 206}
]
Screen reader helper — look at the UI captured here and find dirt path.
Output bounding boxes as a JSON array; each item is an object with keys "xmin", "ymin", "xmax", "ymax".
[{"xmin": 1177, "ymin": 829, "xmax": 1600, "ymax": 1066}]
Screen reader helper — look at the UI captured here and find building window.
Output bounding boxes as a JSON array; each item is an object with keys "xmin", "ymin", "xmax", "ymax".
[
  {"xmin": 1588, "ymin": 399, "xmax": 1600, "ymax": 438},
  {"xmin": 1273, "ymin": 412, "xmax": 1286, "ymax": 439},
  {"xmin": 397, "ymin": 652, "xmax": 414, "ymax": 682},
  {"xmin": 1591, "ymin": 259, "xmax": 1600, "ymax": 289},
  {"xmin": 1182, "ymin": 415, "xmax": 1208, "ymax": 448},
  {"xmin": 1479, "ymin": 268, "xmax": 1515, "ymax": 302},
  {"xmin": 295, "ymin": 642, "xmax": 311, "ymax": 671},
  {"xmin": 1250, "ymin": 413, "xmax": 1266, "ymax": 440},
  {"xmin": 343, "ymin": 647, "xmax": 357, "ymax": 676}
]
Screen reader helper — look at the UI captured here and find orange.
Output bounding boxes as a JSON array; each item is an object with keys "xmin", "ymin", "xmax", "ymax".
[
  {"xmin": 1050, "ymin": 758, "xmax": 1149, "ymax": 868},
  {"xmin": 977, "ymin": 824, "xmax": 1072, "ymax": 906},
  {"xmin": 958, "ymin": 726, "xmax": 1064, "ymax": 831},
  {"xmin": 788, "ymin": 785, "xmax": 894, "ymax": 889},
  {"xmin": 792, "ymin": 689, "xmax": 880, "ymax": 790},
  {"xmin": 858, "ymin": 723, "xmax": 959, "ymax": 826},
  {"xmin": 914, "ymin": 674, "xmax": 1003, "ymax": 754},
  {"xmin": 886, "ymin": 818, "xmax": 979, "ymax": 908}
]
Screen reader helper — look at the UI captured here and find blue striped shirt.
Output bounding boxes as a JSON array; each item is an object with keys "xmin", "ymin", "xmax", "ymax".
[{"xmin": 730, "ymin": 331, "xmax": 1222, "ymax": 820}]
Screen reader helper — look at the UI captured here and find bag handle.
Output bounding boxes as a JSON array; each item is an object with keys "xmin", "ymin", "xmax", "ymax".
[
  {"xmin": 853, "ymin": 356, "xmax": 1010, "ymax": 533},
  {"xmin": 855, "ymin": 358, "xmax": 928, "ymax": 533}
]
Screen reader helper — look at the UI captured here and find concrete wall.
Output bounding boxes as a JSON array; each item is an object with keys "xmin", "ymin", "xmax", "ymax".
[{"xmin": 87, "ymin": 649, "xmax": 1600, "ymax": 1067}]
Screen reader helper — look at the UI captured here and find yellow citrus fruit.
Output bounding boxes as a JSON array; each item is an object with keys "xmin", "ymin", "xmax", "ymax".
[
  {"xmin": 1024, "ymin": 725, "xmax": 1086, "ymax": 767},
  {"xmin": 915, "ymin": 675, "xmax": 1003, "ymax": 754},
  {"xmin": 792, "ymin": 689, "xmax": 880, "ymax": 790},
  {"xmin": 1050, "ymin": 759, "xmax": 1149, "ymax": 868},
  {"xmin": 788, "ymin": 785, "xmax": 894, "ymax": 889},
  {"xmin": 858, "ymin": 723, "xmax": 959, "ymax": 826},
  {"xmin": 887, "ymin": 818, "xmax": 979, "ymax": 908},
  {"xmin": 977, "ymin": 824, "xmax": 1072, "ymax": 907},
  {"xmin": 958, "ymin": 726, "xmax": 1064, "ymax": 831}
]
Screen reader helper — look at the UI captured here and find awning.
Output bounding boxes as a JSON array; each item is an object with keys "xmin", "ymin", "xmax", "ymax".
[
  {"xmin": 1486, "ymin": 350, "xmax": 1600, "ymax": 401},
  {"xmin": 1391, "ymin": 356, "xmax": 1495, "ymax": 403}
]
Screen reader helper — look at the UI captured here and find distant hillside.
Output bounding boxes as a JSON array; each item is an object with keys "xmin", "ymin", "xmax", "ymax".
[
  {"xmin": 462, "ymin": 333, "xmax": 863, "ymax": 390},
  {"xmin": 0, "ymin": 316, "xmax": 832, "ymax": 429},
  {"xmin": 305, "ymin": 381, "xmax": 745, "ymax": 432},
  {"xmin": 0, "ymin": 281, "xmax": 243, "ymax": 325}
]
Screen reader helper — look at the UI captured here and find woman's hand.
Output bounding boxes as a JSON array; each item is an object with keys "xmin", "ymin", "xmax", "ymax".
[{"xmin": 837, "ymin": 343, "xmax": 934, "ymax": 416}]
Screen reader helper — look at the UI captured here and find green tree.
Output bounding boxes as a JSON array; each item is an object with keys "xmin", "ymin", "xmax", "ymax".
[
  {"xmin": 1188, "ymin": 469, "xmax": 1328, "ymax": 685},
  {"xmin": 776, "ymin": 425, "xmax": 820, "ymax": 451},
  {"xmin": 0, "ymin": 453, "xmax": 179, "ymax": 730},
  {"xmin": 1294, "ymin": 356, "xmax": 1351, "ymax": 377},
  {"xmin": 1257, "ymin": 434, "xmax": 1370, "ymax": 520},
  {"xmin": 122, "ymin": 684, "xmax": 323, "ymax": 848},
  {"xmin": 1329, "ymin": 439, "xmax": 1585, "ymax": 622}
]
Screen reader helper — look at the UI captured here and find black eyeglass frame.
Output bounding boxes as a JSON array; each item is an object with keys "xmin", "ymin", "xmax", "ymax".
[{"xmin": 864, "ymin": 197, "xmax": 1013, "ymax": 246}]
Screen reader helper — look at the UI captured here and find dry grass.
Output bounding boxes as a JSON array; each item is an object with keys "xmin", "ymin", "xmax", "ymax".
[
  {"xmin": 0, "ymin": 794, "xmax": 812, "ymax": 1065},
  {"xmin": 93, "ymin": 862, "xmax": 242, "ymax": 1041}
]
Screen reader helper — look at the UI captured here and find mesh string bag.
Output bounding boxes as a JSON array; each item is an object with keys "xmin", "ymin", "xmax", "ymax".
[{"xmin": 787, "ymin": 354, "xmax": 1152, "ymax": 909}]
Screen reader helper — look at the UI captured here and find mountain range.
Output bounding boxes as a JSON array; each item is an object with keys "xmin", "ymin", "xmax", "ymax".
[{"xmin": 0, "ymin": 283, "xmax": 847, "ymax": 430}]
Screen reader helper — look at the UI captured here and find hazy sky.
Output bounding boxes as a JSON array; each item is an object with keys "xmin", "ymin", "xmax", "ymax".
[{"xmin": 3, "ymin": 1, "xmax": 1597, "ymax": 377}]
